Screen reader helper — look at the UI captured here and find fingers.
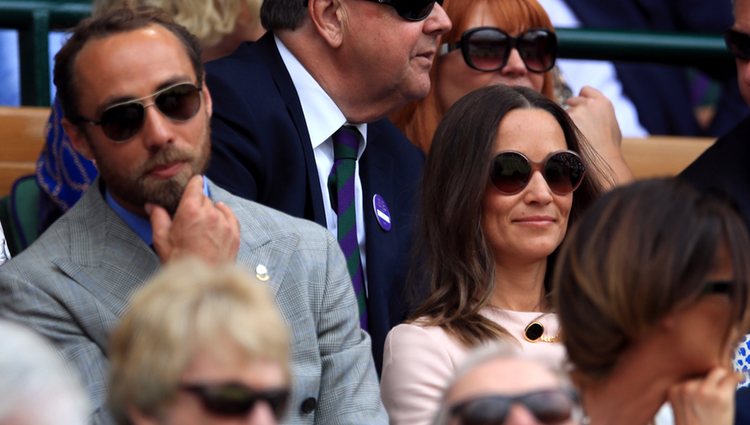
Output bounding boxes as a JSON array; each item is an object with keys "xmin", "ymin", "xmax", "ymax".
[
  {"xmin": 669, "ymin": 367, "xmax": 737, "ymax": 425},
  {"xmin": 147, "ymin": 203, "xmax": 173, "ymax": 262}
]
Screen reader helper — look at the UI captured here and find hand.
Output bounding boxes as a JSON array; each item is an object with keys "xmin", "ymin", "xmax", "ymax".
[
  {"xmin": 565, "ymin": 86, "xmax": 633, "ymax": 187},
  {"xmin": 669, "ymin": 367, "xmax": 740, "ymax": 425},
  {"xmin": 147, "ymin": 175, "xmax": 240, "ymax": 264}
]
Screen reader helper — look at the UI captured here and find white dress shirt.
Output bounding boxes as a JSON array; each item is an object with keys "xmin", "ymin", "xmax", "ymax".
[{"xmin": 275, "ymin": 36, "xmax": 369, "ymax": 295}]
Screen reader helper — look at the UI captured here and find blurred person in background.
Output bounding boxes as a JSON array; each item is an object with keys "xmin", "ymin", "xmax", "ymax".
[
  {"xmin": 108, "ymin": 259, "xmax": 289, "ymax": 425},
  {"xmin": 0, "ymin": 319, "xmax": 89, "ymax": 425},
  {"xmin": 431, "ymin": 342, "xmax": 581, "ymax": 425},
  {"xmin": 555, "ymin": 178, "xmax": 750, "ymax": 425}
]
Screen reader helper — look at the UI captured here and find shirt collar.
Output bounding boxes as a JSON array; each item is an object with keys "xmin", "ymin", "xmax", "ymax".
[{"xmin": 274, "ymin": 35, "xmax": 367, "ymax": 153}]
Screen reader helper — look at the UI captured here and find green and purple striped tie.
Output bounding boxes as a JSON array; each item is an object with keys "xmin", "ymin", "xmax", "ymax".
[{"xmin": 329, "ymin": 126, "xmax": 367, "ymax": 330}]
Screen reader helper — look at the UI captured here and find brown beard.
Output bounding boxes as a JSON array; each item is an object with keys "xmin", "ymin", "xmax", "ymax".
[{"xmin": 94, "ymin": 132, "xmax": 210, "ymax": 216}]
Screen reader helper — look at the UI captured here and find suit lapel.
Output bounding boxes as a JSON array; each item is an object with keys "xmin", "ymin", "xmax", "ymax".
[
  {"xmin": 210, "ymin": 181, "xmax": 296, "ymax": 297},
  {"xmin": 260, "ymin": 33, "xmax": 327, "ymax": 226}
]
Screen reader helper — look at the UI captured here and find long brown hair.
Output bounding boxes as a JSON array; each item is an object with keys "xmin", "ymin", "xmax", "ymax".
[
  {"xmin": 392, "ymin": 0, "xmax": 557, "ymax": 152},
  {"xmin": 409, "ymin": 85, "xmax": 604, "ymax": 347},
  {"xmin": 555, "ymin": 178, "xmax": 750, "ymax": 382}
]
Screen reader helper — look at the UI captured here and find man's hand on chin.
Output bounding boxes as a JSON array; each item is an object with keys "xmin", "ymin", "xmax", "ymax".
[{"xmin": 147, "ymin": 175, "xmax": 240, "ymax": 265}]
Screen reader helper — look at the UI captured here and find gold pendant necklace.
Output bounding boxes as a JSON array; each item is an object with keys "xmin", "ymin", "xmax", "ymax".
[{"xmin": 523, "ymin": 314, "xmax": 560, "ymax": 343}]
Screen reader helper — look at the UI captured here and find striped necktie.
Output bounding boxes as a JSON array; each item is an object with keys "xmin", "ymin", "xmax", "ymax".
[{"xmin": 328, "ymin": 125, "xmax": 367, "ymax": 330}]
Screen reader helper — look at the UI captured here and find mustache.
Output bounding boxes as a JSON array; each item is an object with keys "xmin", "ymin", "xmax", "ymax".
[{"xmin": 141, "ymin": 147, "xmax": 193, "ymax": 174}]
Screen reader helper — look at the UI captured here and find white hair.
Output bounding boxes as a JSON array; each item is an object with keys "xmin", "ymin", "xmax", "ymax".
[
  {"xmin": 431, "ymin": 342, "xmax": 577, "ymax": 425},
  {"xmin": 0, "ymin": 320, "xmax": 89, "ymax": 425}
]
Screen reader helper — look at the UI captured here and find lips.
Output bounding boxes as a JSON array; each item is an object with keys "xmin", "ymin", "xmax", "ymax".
[
  {"xmin": 147, "ymin": 161, "xmax": 187, "ymax": 179},
  {"xmin": 513, "ymin": 215, "xmax": 557, "ymax": 224}
]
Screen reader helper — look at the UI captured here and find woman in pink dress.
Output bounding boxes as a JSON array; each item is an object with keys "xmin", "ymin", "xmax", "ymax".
[{"xmin": 380, "ymin": 84, "xmax": 606, "ymax": 425}]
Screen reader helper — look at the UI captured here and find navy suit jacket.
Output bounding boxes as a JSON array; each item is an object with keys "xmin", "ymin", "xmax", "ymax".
[
  {"xmin": 737, "ymin": 387, "xmax": 750, "ymax": 425},
  {"xmin": 205, "ymin": 33, "xmax": 424, "ymax": 373},
  {"xmin": 680, "ymin": 115, "xmax": 750, "ymax": 230},
  {"xmin": 564, "ymin": 0, "xmax": 749, "ymax": 136}
]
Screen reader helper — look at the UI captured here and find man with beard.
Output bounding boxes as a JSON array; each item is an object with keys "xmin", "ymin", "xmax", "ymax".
[{"xmin": 0, "ymin": 6, "xmax": 386, "ymax": 425}]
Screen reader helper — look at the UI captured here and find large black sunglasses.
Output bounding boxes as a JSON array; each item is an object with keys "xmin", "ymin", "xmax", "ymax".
[
  {"xmin": 440, "ymin": 27, "xmax": 557, "ymax": 72},
  {"xmin": 450, "ymin": 389, "xmax": 579, "ymax": 425},
  {"xmin": 76, "ymin": 82, "xmax": 202, "ymax": 142},
  {"xmin": 702, "ymin": 280, "xmax": 734, "ymax": 296},
  {"xmin": 362, "ymin": 0, "xmax": 443, "ymax": 21},
  {"xmin": 725, "ymin": 29, "xmax": 750, "ymax": 61},
  {"xmin": 180, "ymin": 382, "xmax": 290, "ymax": 420},
  {"xmin": 490, "ymin": 150, "xmax": 585, "ymax": 196}
]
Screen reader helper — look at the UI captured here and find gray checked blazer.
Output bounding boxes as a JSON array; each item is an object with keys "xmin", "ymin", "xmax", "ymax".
[{"xmin": 0, "ymin": 178, "xmax": 387, "ymax": 425}]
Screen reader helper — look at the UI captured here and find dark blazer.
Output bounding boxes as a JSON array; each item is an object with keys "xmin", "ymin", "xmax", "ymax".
[
  {"xmin": 563, "ymin": 0, "xmax": 749, "ymax": 136},
  {"xmin": 680, "ymin": 115, "xmax": 750, "ymax": 230},
  {"xmin": 205, "ymin": 32, "xmax": 424, "ymax": 373}
]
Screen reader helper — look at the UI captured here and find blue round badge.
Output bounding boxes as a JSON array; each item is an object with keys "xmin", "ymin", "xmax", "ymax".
[{"xmin": 372, "ymin": 194, "xmax": 392, "ymax": 232}]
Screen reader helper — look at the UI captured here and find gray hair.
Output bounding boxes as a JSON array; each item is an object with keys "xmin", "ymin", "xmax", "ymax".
[
  {"xmin": 260, "ymin": 0, "xmax": 308, "ymax": 31},
  {"xmin": 431, "ymin": 342, "xmax": 577, "ymax": 425},
  {"xmin": 0, "ymin": 320, "xmax": 89, "ymax": 425}
]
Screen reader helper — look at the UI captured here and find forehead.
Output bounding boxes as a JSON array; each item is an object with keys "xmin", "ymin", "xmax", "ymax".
[
  {"xmin": 494, "ymin": 108, "xmax": 567, "ymax": 159},
  {"xmin": 447, "ymin": 358, "xmax": 561, "ymax": 402},
  {"xmin": 461, "ymin": 1, "xmax": 537, "ymax": 34},
  {"xmin": 736, "ymin": 0, "xmax": 750, "ymax": 31},
  {"xmin": 73, "ymin": 24, "xmax": 196, "ymax": 111}
]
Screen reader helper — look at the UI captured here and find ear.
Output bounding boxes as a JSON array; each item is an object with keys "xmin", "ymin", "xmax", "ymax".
[
  {"xmin": 658, "ymin": 312, "xmax": 677, "ymax": 333},
  {"xmin": 202, "ymin": 79, "xmax": 213, "ymax": 118},
  {"xmin": 309, "ymin": 0, "xmax": 345, "ymax": 48},
  {"xmin": 62, "ymin": 117, "xmax": 95, "ymax": 161}
]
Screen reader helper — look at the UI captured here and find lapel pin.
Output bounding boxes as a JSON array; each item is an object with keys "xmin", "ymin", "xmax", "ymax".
[
  {"xmin": 373, "ymin": 194, "xmax": 392, "ymax": 232},
  {"xmin": 255, "ymin": 264, "xmax": 270, "ymax": 281}
]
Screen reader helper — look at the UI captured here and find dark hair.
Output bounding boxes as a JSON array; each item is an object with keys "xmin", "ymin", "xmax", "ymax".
[
  {"xmin": 54, "ymin": 6, "xmax": 204, "ymax": 121},
  {"xmin": 554, "ymin": 178, "xmax": 750, "ymax": 381},
  {"xmin": 260, "ymin": 0, "xmax": 307, "ymax": 31},
  {"xmin": 410, "ymin": 84, "xmax": 605, "ymax": 346}
]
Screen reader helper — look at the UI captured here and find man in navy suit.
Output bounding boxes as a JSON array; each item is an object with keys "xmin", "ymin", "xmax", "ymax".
[{"xmin": 205, "ymin": 0, "xmax": 451, "ymax": 372}]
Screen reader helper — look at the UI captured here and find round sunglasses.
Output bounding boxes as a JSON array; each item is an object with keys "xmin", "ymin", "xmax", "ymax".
[
  {"xmin": 362, "ymin": 0, "xmax": 443, "ymax": 21},
  {"xmin": 75, "ymin": 82, "xmax": 203, "ymax": 142},
  {"xmin": 180, "ymin": 382, "xmax": 290, "ymax": 420},
  {"xmin": 449, "ymin": 389, "xmax": 580, "ymax": 425},
  {"xmin": 440, "ymin": 27, "xmax": 557, "ymax": 73},
  {"xmin": 490, "ymin": 150, "xmax": 585, "ymax": 195}
]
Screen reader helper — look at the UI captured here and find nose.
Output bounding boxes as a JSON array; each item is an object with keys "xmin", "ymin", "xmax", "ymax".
[
  {"xmin": 523, "ymin": 171, "xmax": 553, "ymax": 204},
  {"xmin": 504, "ymin": 404, "xmax": 543, "ymax": 425},
  {"xmin": 423, "ymin": 2, "xmax": 452, "ymax": 35},
  {"xmin": 244, "ymin": 401, "xmax": 279, "ymax": 425},
  {"xmin": 501, "ymin": 48, "xmax": 528, "ymax": 77},
  {"xmin": 140, "ymin": 103, "xmax": 174, "ymax": 150}
]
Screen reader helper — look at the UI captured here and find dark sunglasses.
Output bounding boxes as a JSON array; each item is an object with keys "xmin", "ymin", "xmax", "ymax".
[
  {"xmin": 180, "ymin": 382, "xmax": 290, "ymax": 419},
  {"xmin": 76, "ymin": 82, "xmax": 202, "ymax": 142},
  {"xmin": 440, "ymin": 27, "xmax": 557, "ymax": 72},
  {"xmin": 362, "ymin": 0, "xmax": 443, "ymax": 21},
  {"xmin": 725, "ymin": 29, "xmax": 750, "ymax": 61},
  {"xmin": 450, "ymin": 389, "xmax": 579, "ymax": 425},
  {"xmin": 702, "ymin": 280, "xmax": 734, "ymax": 296},
  {"xmin": 490, "ymin": 150, "xmax": 585, "ymax": 195}
]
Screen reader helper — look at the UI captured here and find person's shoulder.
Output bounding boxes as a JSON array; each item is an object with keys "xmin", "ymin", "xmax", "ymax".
[
  {"xmin": 387, "ymin": 319, "xmax": 453, "ymax": 345},
  {"xmin": 213, "ymin": 183, "xmax": 332, "ymax": 242},
  {"xmin": 681, "ymin": 115, "xmax": 750, "ymax": 181}
]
